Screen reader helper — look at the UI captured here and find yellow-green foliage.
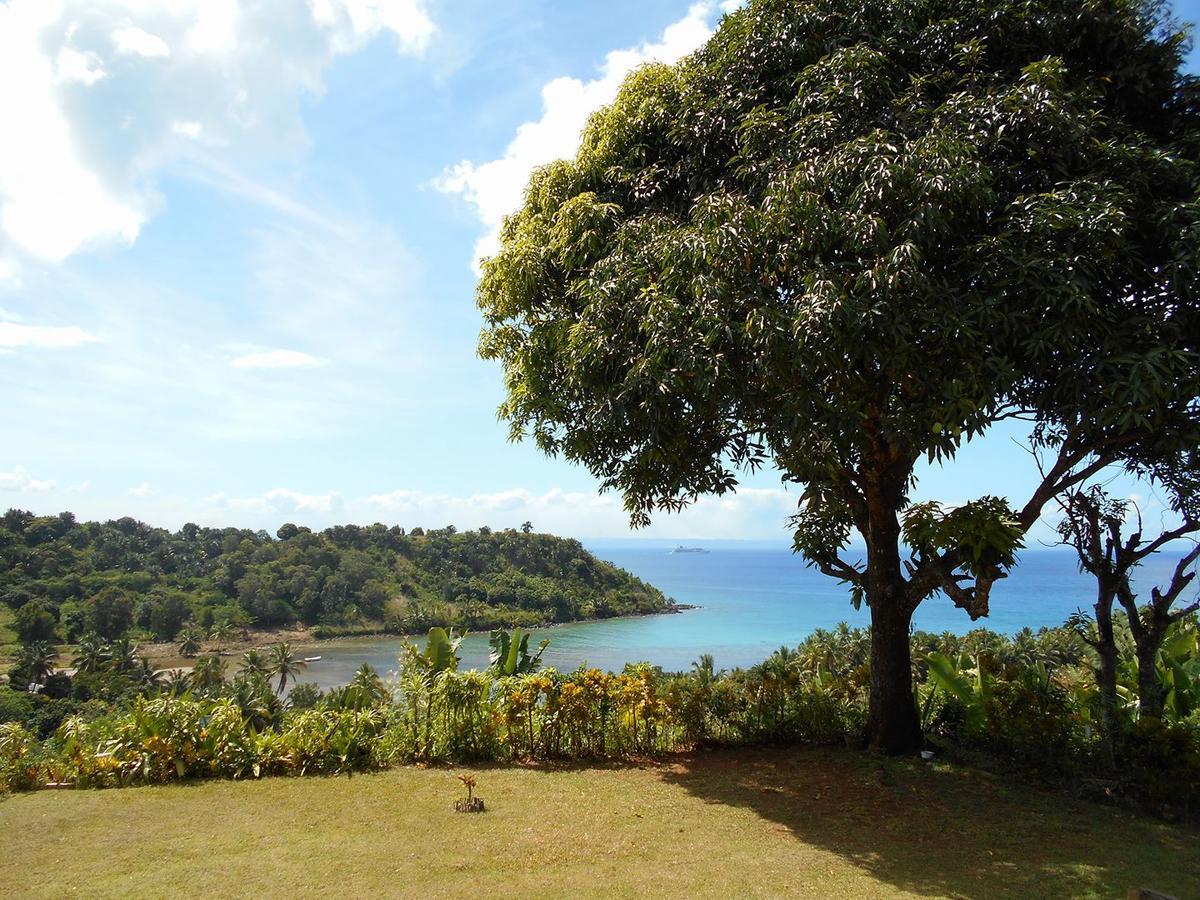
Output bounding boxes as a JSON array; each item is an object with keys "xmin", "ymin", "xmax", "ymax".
[{"xmin": 0, "ymin": 662, "xmax": 860, "ymax": 792}]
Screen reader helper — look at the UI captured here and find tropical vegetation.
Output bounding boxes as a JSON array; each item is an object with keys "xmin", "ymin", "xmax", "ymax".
[
  {"xmin": 2, "ymin": 616, "xmax": 1198, "ymax": 821},
  {"xmin": 0, "ymin": 511, "xmax": 672, "ymax": 656}
]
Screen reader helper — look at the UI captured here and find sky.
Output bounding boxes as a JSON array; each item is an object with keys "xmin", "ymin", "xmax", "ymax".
[{"xmin": 0, "ymin": 0, "xmax": 1196, "ymax": 544}]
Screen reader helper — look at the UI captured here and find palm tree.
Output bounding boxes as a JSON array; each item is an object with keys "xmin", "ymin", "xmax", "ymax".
[
  {"xmin": 162, "ymin": 668, "xmax": 192, "ymax": 696},
  {"xmin": 133, "ymin": 657, "xmax": 163, "ymax": 690},
  {"xmin": 108, "ymin": 637, "xmax": 138, "ymax": 674},
  {"xmin": 230, "ymin": 672, "xmax": 282, "ymax": 730},
  {"xmin": 267, "ymin": 642, "xmax": 307, "ymax": 696},
  {"xmin": 209, "ymin": 620, "xmax": 235, "ymax": 652},
  {"xmin": 348, "ymin": 663, "xmax": 388, "ymax": 706},
  {"xmin": 16, "ymin": 641, "xmax": 56, "ymax": 687},
  {"xmin": 72, "ymin": 632, "xmax": 110, "ymax": 673},
  {"xmin": 191, "ymin": 654, "xmax": 227, "ymax": 694},
  {"xmin": 240, "ymin": 648, "xmax": 269, "ymax": 677},
  {"xmin": 177, "ymin": 624, "xmax": 204, "ymax": 658}
]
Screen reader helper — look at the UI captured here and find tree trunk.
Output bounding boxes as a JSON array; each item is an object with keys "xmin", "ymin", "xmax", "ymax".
[
  {"xmin": 1136, "ymin": 640, "xmax": 1165, "ymax": 720},
  {"xmin": 1093, "ymin": 584, "xmax": 1119, "ymax": 740},
  {"xmin": 863, "ymin": 494, "xmax": 921, "ymax": 754},
  {"xmin": 867, "ymin": 597, "xmax": 920, "ymax": 753},
  {"xmin": 1095, "ymin": 640, "xmax": 1119, "ymax": 735}
]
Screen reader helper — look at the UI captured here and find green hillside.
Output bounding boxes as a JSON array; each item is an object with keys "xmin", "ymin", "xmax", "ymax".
[{"xmin": 0, "ymin": 510, "xmax": 672, "ymax": 646}]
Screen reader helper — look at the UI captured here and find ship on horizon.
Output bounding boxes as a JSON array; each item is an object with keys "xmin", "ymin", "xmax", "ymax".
[{"xmin": 671, "ymin": 545, "xmax": 710, "ymax": 554}]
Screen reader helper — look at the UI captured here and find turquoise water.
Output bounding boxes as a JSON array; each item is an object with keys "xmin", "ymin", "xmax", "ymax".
[{"xmin": 296, "ymin": 544, "xmax": 1191, "ymax": 692}]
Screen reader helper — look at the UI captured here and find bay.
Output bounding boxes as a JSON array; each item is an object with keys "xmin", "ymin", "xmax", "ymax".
[{"xmin": 295, "ymin": 543, "xmax": 1191, "ymax": 692}]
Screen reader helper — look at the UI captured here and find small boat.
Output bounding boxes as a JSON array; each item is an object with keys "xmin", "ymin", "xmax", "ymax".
[{"xmin": 303, "ymin": 656, "xmax": 322, "ymax": 662}]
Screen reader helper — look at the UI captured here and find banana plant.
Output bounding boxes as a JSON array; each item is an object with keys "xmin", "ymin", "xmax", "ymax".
[
  {"xmin": 923, "ymin": 650, "xmax": 995, "ymax": 730},
  {"xmin": 488, "ymin": 628, "xmax": 549, "ymax": 676},
  {"xmin": 1158, "ymin": 623, "xmax": 1199, "ymax": 720},
  {"xmin": 414, "ymin": 627, "xmax": 465, "ymax": 674}
]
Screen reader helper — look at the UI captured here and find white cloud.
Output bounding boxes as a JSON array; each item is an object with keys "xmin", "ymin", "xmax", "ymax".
[
  {"xmin": 311, "ymin": 0, "xmax": 435, "ymax": 54},
  {"xmin": 359, "ymin": 484, "xmax": 795, "ymax": 538},
  {"xmin": 208, "ymin": 488, "xmax": 345, "ymax": 516},
  {"xmin": 129, "ymin": 482, "xmax": 156, "ymax": 497},
  {"xmin": 436, "ymin": 2, "xmax": 720, "ymax": 267},
  {"xmin": 0, "ymin": 322, "xmax": 100, "ymax": 349},
  {"xmin": 229, "ymin": 348, "xmax": 328, "ymax": 370},
  {"xmin": 0, "ymin": 0, "xmax": 437, "ymax": 276},
  {"xmin": 177, "ymin": 483, "xmax": 796, "ymax": 537},
  {"xmin": 0, "ymin": 467, "xmax": 56, "ymax": 493},
  {"xmin": 112, "ymin": 26, "xmax": 171, "ymax": 59},
  {"xmin": 171, "ymin": 120, "xmax": 203, "ymax": 139},
  {"xmin": 55, "ymin": 46, "xmax": 107, "ymax": 85}
]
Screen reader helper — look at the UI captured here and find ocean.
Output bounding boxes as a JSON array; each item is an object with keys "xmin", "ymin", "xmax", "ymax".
[{"xmin": 297, "ymin": 543, "xmax": 1193, "ymax": 692}]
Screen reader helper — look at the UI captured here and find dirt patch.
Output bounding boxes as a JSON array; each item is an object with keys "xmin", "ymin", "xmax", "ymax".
[{"xmin": 137, "ymin": 627, "xmax": 319, "ymax": 669}]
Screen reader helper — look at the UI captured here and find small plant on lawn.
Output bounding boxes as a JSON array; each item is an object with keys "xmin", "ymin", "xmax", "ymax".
[{"xmin": 454, "ymin": 773, "xmax": 484, "ymax": 813}]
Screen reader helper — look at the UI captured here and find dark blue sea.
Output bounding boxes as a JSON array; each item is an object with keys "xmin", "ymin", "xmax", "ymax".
[{"xmin": 298, "ymin": 543, "xmax": 1193, "ymax": 691}]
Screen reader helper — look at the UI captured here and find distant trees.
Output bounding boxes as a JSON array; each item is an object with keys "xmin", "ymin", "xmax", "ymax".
[
  {"xmin": 147, "ymin": 592, "xmax": 190, "ymax": 642},
  {"xmin": 14, "ymin": 601, "xmax": 57, "ymax": 644},
  {"xmin": 477, "ymin": 0, "xmax": 1200, "ymax": 751},
  {"xmin": 87, "ymin": 587, "xmax": 134, "ymax": 641},
  {"xmin": 0, "ymin": 511, "xmax": 661, "ymax": 649}
]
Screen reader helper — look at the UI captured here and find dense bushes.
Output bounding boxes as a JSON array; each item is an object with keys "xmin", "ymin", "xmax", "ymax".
[
  {"xmin": 3, "ymin": 617, "xmax": 1198, "ymax": 820},
  {"xmin": 0, "ymin": 510, "xmax": 671, "ymax": 642}
]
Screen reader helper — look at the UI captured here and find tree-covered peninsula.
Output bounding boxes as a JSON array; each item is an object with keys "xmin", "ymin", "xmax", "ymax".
[{"xmin": 0, "ymin": 510, "xmax": 672, "ymax": 646}]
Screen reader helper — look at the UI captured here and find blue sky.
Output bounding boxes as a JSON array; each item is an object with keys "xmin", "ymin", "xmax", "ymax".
[{"xmin": 0, "ymin": 0, "xmax": 1195, "ymax": 543}]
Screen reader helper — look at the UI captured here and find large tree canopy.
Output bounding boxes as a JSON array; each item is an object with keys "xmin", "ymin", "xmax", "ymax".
[{"xmin": 478, "ymin": 0, "xmax": 1200, "ymax": 752}]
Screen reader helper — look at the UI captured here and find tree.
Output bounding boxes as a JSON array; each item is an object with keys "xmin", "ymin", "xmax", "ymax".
[
  {"xmin": 240, "ymin": 649, "xmax": 269, "ymax": 678},
  {"xmin": 14, "ymin": 601, "xmax": 57, "ymax": 645},
  {"xmin": 108, "ymin": 637, "xmax": 139, "ymax": 675},
  {"xmin": 191, "ymin": 654, "xmax": 227, "ymax": 694},
  {"xmin": 87, "ymin": 587, "xmax": 134, "ymax": 640},
  {"xmin": 148, "ymin": 592, "xmax": 190, "ymax": 641},
  {"xmin": 177, "ymin": 624, "xmax": 204, "ymax": 658},
  {"xmin": 162, "ymin": 668, "xmax": 192, "ymax": 696},
  {"xmin": 72, "ymin": 633, "xmax": 110, "ymax": 674},
  {"xmin": 14, "ymin": 641, "xmax": 56, "ymax": 687},
  {"xmin": 286, "ymin": 682, "xmax": 323, "ymax": 710},
  {"xmin": 209, "ymin": 620, "xmax": 235, "ymax": 652},
  {"xmin": 520, "ymin": 522, "xmax": 533, "ymax": 534},
  {"xmin": 133, "ymin": 657, "xmax": 162, "ymax": 690},
  {"xmin": 1061, "ymin": 485, "xmax": 1200, "ymax": 721},
  {"xmin": 477, "ymin": 0, "xmax": 1200, "ymax": 752},
  {"xmin": 267, "ymin": 642, "xmax": 307, "ymax": 696}
]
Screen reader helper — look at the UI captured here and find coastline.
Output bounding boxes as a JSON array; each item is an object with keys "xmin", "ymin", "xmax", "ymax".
[{"xmin": 134, "ymin": 604, "xmax": 699, "ymax": 670}]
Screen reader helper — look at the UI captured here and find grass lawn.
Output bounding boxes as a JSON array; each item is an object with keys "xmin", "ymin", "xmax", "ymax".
[{"xmin": 0, "ymin": 747, "xmax": 1194, "ymax": 899}]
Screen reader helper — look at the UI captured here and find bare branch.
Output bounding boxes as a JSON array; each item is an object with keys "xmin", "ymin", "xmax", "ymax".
[
  {"xmin": 1130, "ymin": 519, "xmax": 1200, "ymax": 565},
  {"xmin": 815, "ymin": 555, "xmax": 865, "ymax": 587},
  {"xmin": 1151, "ymin": 540, "xmax": 1200, "ymax": 611}
]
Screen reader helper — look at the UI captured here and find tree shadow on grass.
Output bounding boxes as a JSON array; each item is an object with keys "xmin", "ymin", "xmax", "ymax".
[{"xmin": 655, "ymin": 746, "xmax": 1198, "ymax": 900}]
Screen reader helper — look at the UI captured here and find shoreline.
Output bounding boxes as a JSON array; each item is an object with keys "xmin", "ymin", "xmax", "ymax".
[{"xmin": 135, "ymin": 604, "xmax": 700, "ymax": 669}]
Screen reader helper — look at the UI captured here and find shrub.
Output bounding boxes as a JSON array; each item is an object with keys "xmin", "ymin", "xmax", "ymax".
[{"xmin": 1115, "ymin": 719, "xmax": 1200, "ymax": 815}]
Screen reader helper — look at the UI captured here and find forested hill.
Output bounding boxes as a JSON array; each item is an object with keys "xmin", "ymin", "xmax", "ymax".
[{"xmin": 0, "ymin": 511, "xmax": 673, "ymax": 643}]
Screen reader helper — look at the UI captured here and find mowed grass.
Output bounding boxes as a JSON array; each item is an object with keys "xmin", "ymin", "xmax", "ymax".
[{"xmin": 1, "ymin": 747, "xmax": 1195, "ymax": 900}]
